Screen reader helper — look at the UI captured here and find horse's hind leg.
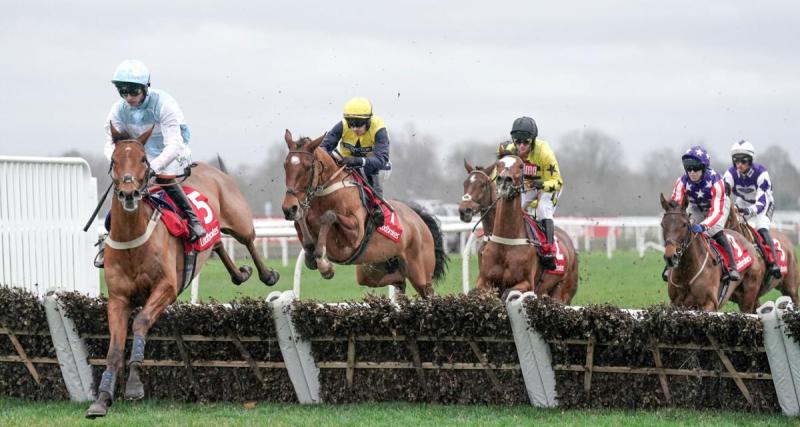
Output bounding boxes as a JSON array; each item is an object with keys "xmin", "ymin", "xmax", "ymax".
[
  {"xmin": 404, "ymin": 252, "xmax": 435, "ymax": 298},
  {"xmin": 214, "ymin": 242, "xmax": 252, "ymax": 285},
  {"xmin": 222, "ymin": 227, "xmax": 279, "ymax": 286}
]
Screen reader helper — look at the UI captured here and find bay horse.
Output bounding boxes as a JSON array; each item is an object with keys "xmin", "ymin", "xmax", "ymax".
[
  {"xmin": 281, "ymin": 130, "xmax": 447, "ymax": 297},
  {"xmin": 86, "ymin": 125, "xmax": 280, "ymax": 418},
  {"xmin": 475, "ymin": 156, "xmax": 578, "ymax": 303},
  {"xmin": 659, "ymin": 193, "xmax": 763, "ymax": 312},
  {"xmin": 725, "ymin": 203, "xmax": 798, "ymax": 304}
]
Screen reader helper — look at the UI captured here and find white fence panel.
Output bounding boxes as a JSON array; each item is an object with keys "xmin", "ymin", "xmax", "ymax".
[{"xmin": 0, "ymin": 156, "xmax": 98, "ymax": 297}]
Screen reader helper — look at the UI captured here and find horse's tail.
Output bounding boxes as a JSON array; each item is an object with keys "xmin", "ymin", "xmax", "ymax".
[
  {"xmin": 409, "ymin": 203, "xmax": 449, "ymax": 283},
  {"xmin": 216, "ymin": 154, "xmax": 229, "ymax": 174}
]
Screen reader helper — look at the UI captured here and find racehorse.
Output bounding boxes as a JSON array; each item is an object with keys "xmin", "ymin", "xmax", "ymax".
[
  {"xmin": 86, "ymin": 125, "xmax": 280, "ymax": 418},
  {"xmin": 475, "ymin": 155, "xmax": 578, "ymax": 303},
  {"xmin": 659, "ymin": 193, "xmax": 764, "ymax": 312},
  {"xmin": 281, "ymin": 130, "xmax": 447, "ymax": 297},
  {"xmin": 725, "ymin": 203, "xmax": 798, "ymax": 304}
]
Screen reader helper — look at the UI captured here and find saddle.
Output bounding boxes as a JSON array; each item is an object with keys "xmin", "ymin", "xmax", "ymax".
[
  {"xmin": 522, "ymin": 214, "xmax": 567, "ymax": 276},
  {"xmin": 348, "ymin": 171, "xmax": 402, "ymax": 242},
  {"xmin": 706, "ymin": 233, "xmax": 754, "ymax": 277},
  {"xmin": 741, "ymin": 224, "xmax": 788, "ymax": 277}
]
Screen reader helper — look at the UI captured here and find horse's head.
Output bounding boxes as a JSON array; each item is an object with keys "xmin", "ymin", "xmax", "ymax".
[
  {"xmin": 109, "ymin": 123, "xmax": 153, "ymax": 213},
  {"xmin": 459, "ymin": 159, "xmax": 495, "ymax": 222},
  {"xmin": 494, "ymin": 155, "xmax": 525, "ymax": 200},
  {"xmin": 660, "ymin": 193, "xmax": 691, "ymax": 267},
  {"xmin": 281, "ymin": 129, "xmax": 326, "ymax": 221}
]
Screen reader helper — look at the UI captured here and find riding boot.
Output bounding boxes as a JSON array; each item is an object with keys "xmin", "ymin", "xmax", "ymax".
[
  {"xmin": 713, "ymin": 231, "xmax": 741, "ymax": 282},
  {"xmin": 160, "ymin": 179, "xmax": 207, "ymax": 243},
  {"xmin": 662, "ymin": 265, "xmax": 669, "ymax": 282},
  {"xmin": 540, "ymin": 218, "xmax": 557, "ymax": 270},
  {"xmin": 758, "ymin": 228, "xmax": 782, "ymax": 278},
  {"xmin": 367, "ymin": 174, "xmax": 384, "ymax": 227}
]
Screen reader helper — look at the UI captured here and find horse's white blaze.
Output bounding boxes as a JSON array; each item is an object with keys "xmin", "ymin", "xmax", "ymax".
[
  {"xmin": 290, "ymin": 155, "xmax": 300, "ymax": 165},
  {"xmin": 469, "ymin": 175, "xmax": 477, "ymax": 183},
  {"xmin": 499, "ymin": 157, "xmax": 516, "ymax": 169}
]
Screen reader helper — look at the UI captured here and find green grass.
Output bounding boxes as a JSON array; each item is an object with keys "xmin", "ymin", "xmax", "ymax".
[
  {"xmin": 100, "ymin": 250, "xmax": 787, "ymax": 309},
  {"xmin": 0, "ymin": 399, "xmax": 796, "ymax": 427}
]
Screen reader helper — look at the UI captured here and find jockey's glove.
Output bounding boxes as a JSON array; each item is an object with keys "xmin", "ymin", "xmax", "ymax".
[
  {"xmin": 742, "ymin": 206, "xmax": 756, "ymax": 217},
  {"xmin": 531, "ymin": 179, "xmax": 545, "ymax": 190},
  {"xmin": 341, "ymin": 157, "xmax": 366, "ymax": 168},
  {"xmin": 690, "ymin": 223, "xmax": 707, "ymax": 234}
]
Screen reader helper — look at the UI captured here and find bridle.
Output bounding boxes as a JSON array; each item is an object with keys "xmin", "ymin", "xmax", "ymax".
[
  {"xmin": 495, "ymin": 157, "xmax": 526, "ymax": 199},
  {"xmin": 461, "ymin": 169, "xmax": 495, "ymax": 213},
  {"xmin": 285, "ymin": 150, "xmax": 347, "ymax": 212},
  {"xmin": 662, "ymin": 211, "xmax": 694, "ymax": 264},
  {"xmin": 109, "ymin": 140, "xmax": 153, "ymax": 202}
]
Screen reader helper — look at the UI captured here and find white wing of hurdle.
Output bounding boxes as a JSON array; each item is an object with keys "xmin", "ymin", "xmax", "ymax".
[{"xmin": 0, "ymin": 156, "xmax": 99, "ymax": 297}]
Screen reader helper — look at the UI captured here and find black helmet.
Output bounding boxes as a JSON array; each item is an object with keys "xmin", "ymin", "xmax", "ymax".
[{"xmin": 510, "ymin": 116, "xmax": 538, "ymax": 140}]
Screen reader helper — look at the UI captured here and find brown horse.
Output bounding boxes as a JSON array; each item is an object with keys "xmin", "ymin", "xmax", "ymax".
[
  {"xmin": 86, "ymin": 126, "xmax": 279, "ymax": 418},
  {"xmin": 280, "ymin": 130, "xmax": 447, "ymax": 297},
  {"xmin": 659, "ymin": 193, "xmax": 763, "ymax": 312},
  {"xmin": 725, "ymin": 204, "xmax": 799, "ymax": 304},
  {"xmin": 475, "ymin": 156, "xmax": 578, "ymax": 303}
]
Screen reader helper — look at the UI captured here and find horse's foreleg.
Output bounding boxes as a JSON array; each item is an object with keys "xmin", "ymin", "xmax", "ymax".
[
  {"xmin": 86, "ymin": 296, "xmax": 131, "ymax": 418},
  {"xmin": 214, "ymin": 242, "xmax": 253, "ymax": 285},
  {"xmin": 315, "ymin": 211, "xmax": 338, "ymax": 279},
  {"xmin": 124, "ymin": 285, "xmax": 176, "ymax": 400}
]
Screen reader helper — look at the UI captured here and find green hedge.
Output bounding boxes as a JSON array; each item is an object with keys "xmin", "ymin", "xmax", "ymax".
[
  {"xmin": 525, "ymin": 297, "xmax": 775, "ymax": 410},
  {"xmin": 0, "ymin": 286, "xmax": 69, "ymax": 400}
]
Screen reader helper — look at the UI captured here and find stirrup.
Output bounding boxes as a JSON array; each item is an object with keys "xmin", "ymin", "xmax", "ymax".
[
  {"xmin": 187, "ymin": 223, "xmax": 206, "ymax": 243},
  {"xmin": 769, "ymin": 264, "xmax": 782, "ymax": 279},
  {"xmin": 93, "ymin": 236, "xmax": 106, "ymax": 269},
  {"xmin": 541, "ymin": 254, "xmax": 557, "ymax": 270},
  {"xmin": 727, "ymin": 269, "xmax": 741, "ymax": 282}
]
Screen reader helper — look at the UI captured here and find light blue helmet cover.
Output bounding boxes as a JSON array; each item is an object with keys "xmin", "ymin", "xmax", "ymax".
[{"xmin": 111, "ymin": 60, "xmax": 150, "ymax": 86}]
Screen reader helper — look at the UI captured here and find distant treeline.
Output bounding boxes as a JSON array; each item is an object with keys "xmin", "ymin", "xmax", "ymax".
[{"xmin": 65, "ymin": 128, "xmax": 800, "ymax": 217}]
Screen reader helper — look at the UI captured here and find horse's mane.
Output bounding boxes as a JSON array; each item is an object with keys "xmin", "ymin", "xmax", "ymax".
[
  {"xmin": 297, "ymin": 136, "xmax": 313, "ymax": 146},
  {"xmin": 666, "ymin": 200, "xmax": 680, "ymax": 210}
]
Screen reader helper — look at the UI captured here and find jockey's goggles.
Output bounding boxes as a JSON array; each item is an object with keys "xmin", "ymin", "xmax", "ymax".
[
  {"xmin": 684, "ymin": 164, "xmax": 704, "ymax": 172},
  {"xmin": 116, "ymin": 85, "xmax": 144, "ymax": 97},
  {"xmin": 732, "ymin": 155, "xmax": 752, "ymax": 165},
  {"xmin": 346, "ymin": 118, "xmax": 369, "ymax": 128},
  {"xmin": 513, "ymin": 137, "xmax": 533, "ymax": 145}
]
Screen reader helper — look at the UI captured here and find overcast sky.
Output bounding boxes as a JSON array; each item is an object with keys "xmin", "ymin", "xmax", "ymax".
[{"xmin": 1, "ymin": 1, "xmax": 799, "ymax": 170}]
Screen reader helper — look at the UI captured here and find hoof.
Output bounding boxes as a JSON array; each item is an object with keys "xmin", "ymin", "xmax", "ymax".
[
  {"xmin": 262, "ymin": 270, "xmax": 280, "ymax": 286},
  {"xmin": 304, "ymin": 255, "xmax": 318, "ymax": 270},
  {"xmin": 124, "ymin": 366, "xmax": 145, "ymax": 400},
  {"xmin": 85, "ymin": 393, "xmax": 111, "ymax": 419},
  {"xmin": 320, "ymin": 266, "xmax": 335, "ymax": 280},
  {"xmin": 232, "ymin": 265, "xmax": 253, "ymax": 285}
]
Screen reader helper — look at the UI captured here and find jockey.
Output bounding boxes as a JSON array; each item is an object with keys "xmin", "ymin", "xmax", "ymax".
[
  {"xmin": 496, "ymin": 116, "xmax": 563, "ymax": 270},
  {"xmin": 722, "ymin": 140, "xmax": 781, "ymax": 278},
  {"xmin": 321, "ymin": 97, "xmax": 391, "ymax": 198},
  {"xmin": 95, "ymin": 60, "xmax": 205, "ymax": 267},
  {"xmin": 667, "ymin": 145, "xmax": 740, "ymax": 282}
]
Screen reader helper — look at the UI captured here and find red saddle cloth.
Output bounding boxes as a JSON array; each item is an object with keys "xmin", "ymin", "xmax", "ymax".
[
  {"xmin": 349, "ymin": 172, "xmax": 403, "ymax": 242},
  {"xmin": 708, "ymin": 233, "xmax": 754, "ymax": 273},
  {"xmin": 748, "ymin": 225, "xmax": 789, "ymax": 277},
  {"xmin": 148, "ymin": 186, "xmax": 222, "ymax": 254},
  {"xmin": 523, "ymin": 215, "xmax": 567, "ymax": 276}
]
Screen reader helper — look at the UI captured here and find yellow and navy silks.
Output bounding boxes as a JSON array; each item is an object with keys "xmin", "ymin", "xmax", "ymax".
[
  {"xmin": 495, "ymin": 138, "xmax": 563, "ymax": 206},
  {"xmin": 337, "ymin": 116, "xmax": 386, "ymax": 157}
]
